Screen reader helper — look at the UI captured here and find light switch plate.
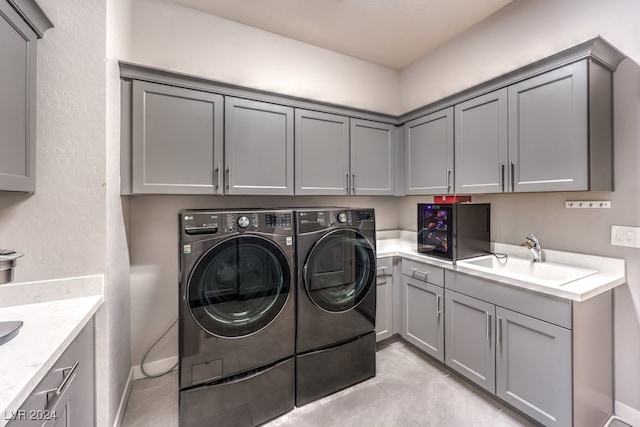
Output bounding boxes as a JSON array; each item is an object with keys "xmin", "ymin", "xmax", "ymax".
[{"xmin": 611, "ymin": 225, "xmax": 640, "ymax": 248}]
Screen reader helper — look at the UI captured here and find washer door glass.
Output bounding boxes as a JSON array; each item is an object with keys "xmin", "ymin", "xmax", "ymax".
[
  {"xmin": 304, "ymin": 229, "xmax": 375, "ymax": 312},
  {"xmin": 188, "ymin": 235, "xmax": 291, "ymax": 338}
]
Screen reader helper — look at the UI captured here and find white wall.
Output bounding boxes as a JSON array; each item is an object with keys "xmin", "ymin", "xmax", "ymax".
[
  {"xmin": 401, "ymin": 0, "xmax": 640, "ymax": 113},
  {"xmin": 128, "ymin": 0, "xmax": 400, "ymax": 115},
  {"xmin": 129, "ymin": 195, "xmax": 399, "ymax": 369},
  {"xmin": 0, "ymin": 1, "xmax": 107, "ymax": 282}
]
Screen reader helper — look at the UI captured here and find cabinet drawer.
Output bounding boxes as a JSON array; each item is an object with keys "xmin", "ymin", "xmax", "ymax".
[
  {"xmin": 376, "ymin": 257, "xmax": 393, "ymax": 276},
  {"xmin": 8, "ymin": 319, "xmax": 94, "ymax": 426},
  {"xmin": 401, "ymin": 259, "xmax": 444, "ymax": 286}
]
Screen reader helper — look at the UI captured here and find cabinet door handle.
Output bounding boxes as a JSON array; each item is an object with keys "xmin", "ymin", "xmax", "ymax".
[
  {"xmin": 409, "ymin": 267, "xmax": 428, "ymax": 280},
  {"xmin": 346, "ymin": 174, "xmax": 350, "ymax": 194},
  {"xmin": 436, "ymin": 293, "xmax": 442, "ymax": 319},
  {"xmin": 44, "ymin": 361, "xmax": 79, "ymax": 410},
  {"xmin": 352, "ymin": 174, "xmax": 356, "ymax": 193},
  {"xmin": 486, "ymin": 312, "xmax": 492, "ymax": 341},
  {"xmin": 497, "ymin": 315, "xmax": 503, "ymax": 348},
  {"xmin": 214, "ymin": 163, "xmax": 221, "ymax": 189},
  {"xmin": 447, "ymin": 170, "xmax": 452, "ymax": 193},
  {"xmin": 500, "ymin": 163, "xmax": 505, "ymax": 192},
  {"xmin": 226, "ymin": 165, "xmax": 230, "ymax": 190},
  {"xmin": 510, "ymin": 162, "xmax": 515, "ymax": 192},
  {"xmin": 376, "ymin": 266, "xmax": 388, "ymax": 271}
]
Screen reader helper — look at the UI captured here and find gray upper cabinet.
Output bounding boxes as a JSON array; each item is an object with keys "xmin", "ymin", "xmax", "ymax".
[
  {"xmin": 350, "ymin": 119, "xmax": 396, "ymax": 196},
  {"xmin": 496, "ymin": 307, "xmax": 571, "ymax": 427},
  {"xmin": 508, "ymin": 60, "xmax": 592, "ymax": 193},
  {"xmin": 445, "ymin": 290, "xmax": 496, "ymax": 394},
  {"xmin": 225, "ymin": 97, "xmax": 294, "ymax": 195},
  {"xmin": 131, "ymin": 81, "xmax": 224, "ymax": 194},
  {"xmin": 295, "ymin": 109, "xmax": 350, "ymax": 195},
  {"xmin": 405, "ymin": 107, "xmax": 454, "ymax": 195},
  {"xmin": 0, "ymin": 2, "xmax": 50, "ymax": 192},
  {"xmin": 454, "ymin": 89, "xmax": 508, "ymax": 194}
]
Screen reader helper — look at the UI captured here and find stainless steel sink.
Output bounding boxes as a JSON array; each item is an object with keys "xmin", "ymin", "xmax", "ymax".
[{"xmin": 457, "ymin": 255, "xmax": 598, "ymax": 287}]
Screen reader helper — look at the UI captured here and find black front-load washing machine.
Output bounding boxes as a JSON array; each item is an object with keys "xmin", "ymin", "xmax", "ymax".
[
  {"xmin": 295, "ymin": 207, "xmax": 377, "ymax": 406},
  {"xmin": 178, "ymin": 209, "xmax": 295, "ymax": 426}
]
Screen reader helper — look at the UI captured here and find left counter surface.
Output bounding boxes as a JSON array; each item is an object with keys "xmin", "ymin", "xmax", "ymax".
[{"xmin": 0, "ymin": 275, "xmax": 104, "ymax": 427}]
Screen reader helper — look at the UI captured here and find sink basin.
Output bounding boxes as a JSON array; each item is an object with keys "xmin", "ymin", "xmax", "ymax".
[{"xmin": 458, "ymin": 256, "xmax": 598, "ymax": 287}]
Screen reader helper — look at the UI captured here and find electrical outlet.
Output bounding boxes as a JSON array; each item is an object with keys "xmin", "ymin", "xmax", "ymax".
[{"xmin": 611, "ymin": 225, "xmax": 640, "ymax": 248}]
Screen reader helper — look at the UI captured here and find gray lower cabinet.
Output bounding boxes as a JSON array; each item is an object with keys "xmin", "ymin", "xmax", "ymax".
[
  {"xmin": 375, "ymin": 258, "xmax": 393, "ymax": 342},
  {"xmin": 401, "ymin": 260, "xmax": 445, "ymax": 361},
  {"xmin": 294, "ymin": 109, "xmax": 350, "ymax": 195},
  {"xmin": 444, "ymin": 290, "xmax": 496, "ymax": 393},
  {"xmin": 445, "ymin": 270, "xmax": 613, "ymax": 427},
  {"xmin": 225, "ymin": 97, "xmax": 294, "ymax": 195},
  {"xmin": 496, "ymin": 306, "xmax": 571, "ymax": 427},
  {"xmin": 454, "ymin": 89, "xmax": 508, "ymax": 194},
  {"xmin": 404, "ymin": 107, "xmax": 454, "ymax": 195},
  {"xmin": 130, "ymin": 80, "xmax": 224, "ymax": 194},
  {"xmin": 350, "ymin": 119, "xmax": 396, "ymax": 196},
  {"xmin": 9, "ymin": 318, "xmax": 95, "ymax": 427},
  {"xmin": 0, "ymin": 2, "xmax": 40, "ymax": 192}
]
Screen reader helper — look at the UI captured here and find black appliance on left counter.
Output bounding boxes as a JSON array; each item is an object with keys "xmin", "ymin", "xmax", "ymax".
[{"xmin": 178, "ymin": 209, "xmax": 295, "ymax": 426}]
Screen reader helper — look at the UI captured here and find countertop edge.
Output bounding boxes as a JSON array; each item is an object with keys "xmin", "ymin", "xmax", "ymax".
[
  {"xmin": 376, "ymin": 240, "xmax": 626, "ymax": 302},
  {"xmin": 1, "ymin": 295, "xmax": 103, "ymax": 426}
]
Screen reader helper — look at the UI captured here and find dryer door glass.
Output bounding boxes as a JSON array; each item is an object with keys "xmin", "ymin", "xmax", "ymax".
[
  {"xmin": 188, "ymin": 235, "xmax": 291, "ymax": 338},
  {"xmin": 304, "ymin": 229, "xmax": 375, "ymax": 312}
]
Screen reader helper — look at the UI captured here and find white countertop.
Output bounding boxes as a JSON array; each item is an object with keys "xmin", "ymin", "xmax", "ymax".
[
  {"xmin": 0, "ymin": 275, "xmax": 103, "ymax": 426},
  {"xmin": 376, "ymin": 237, "xmax": 626, "ymax": 302}
]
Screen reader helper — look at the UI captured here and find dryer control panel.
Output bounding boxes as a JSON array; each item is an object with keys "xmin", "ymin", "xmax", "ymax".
[{"xmin": 181, "ymin": 210, "xmax": 294, "ymax": 239}]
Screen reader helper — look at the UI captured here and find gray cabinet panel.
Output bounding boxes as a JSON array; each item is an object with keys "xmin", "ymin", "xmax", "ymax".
[
  {"xmin": 508, "ymin": 61, "xmax": 588, "ymax": 192},
  {"xmin": 132, "ymin": 81, "xmax": 223, "ymax": 194},
  {"xmin": 496, "ymin": 307, "xmax": 571, "ymax": 427},
  {"xmin": 445, "ymin": 290, "xmax": 496, "ymax": 393},
  {"xmin": 401, "ymin": 276, "xmax": 444, "ymax": 361},
  {"xmin": 405, "ymin": 108, "xmax": 454, "ymax": 195},
  {"xmin": 350, "ymin": 119, "xmax": 395, "ymax": 196},
  {"xmin": 454, "ymin": 89, "xmax": 508, "ymax": 194},
  {"xmin": 0, "ymin": 3, "xmax": 37, "ymax": 192},
  {"xmin": 401, "ymin": 259, "xmax": 444, "ymax": 287},
  {"xmin": 225, "ymin": 97, "xmax": 294, "ymax": 195},
  {"xmin": 376, "ymin": 274, "xmax": 393, "ymax": 342},
  {"xmin": 295, "ymin": 109, "xmax": 349, "ymax": 195}
]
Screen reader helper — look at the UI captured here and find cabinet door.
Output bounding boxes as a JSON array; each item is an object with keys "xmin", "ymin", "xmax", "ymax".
[
  {"xmin": 405, "ymin": 107, "xmax": 454, "ymax": 195},
  {"xmin": 445, "ymin": 290, "xmax": 496, "ymax": 393},
  {"xmin": 496, "ymin": 307, "xmax": 571, "ymax": 427},
  {"xmin": 225, "ymin": 97, "xmax": 294, "ymax": 195},
  {"xmin": 132, "ymin": 81, "xmax": 224, "ymax": 194},
  {"xmin": 350, "ymin": 119, "xmax": 396, "ymax": 196},
  {"xmin": 376, "ymin": 274, "xmax": 393, "ymax": 342},
  {"xmin": 401, "ymin": 276, "xmax": 444, "ymax": 361},
  {"xmin": 508, "ymin": 61, "xmax": 588, "ymax": 192},
  {"xmin": 454, "ymin": 89, "xmax": 508, "ymax": 194},
  {"xmin": 294, "ymin": 109, "xmax": 349, "ymax": 195},
  {"xmin": 0, "ymin": 3, "xmax": 37, "ymax": 192}
]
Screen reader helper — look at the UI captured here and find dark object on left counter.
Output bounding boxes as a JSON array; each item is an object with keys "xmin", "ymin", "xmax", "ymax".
[{"xmin": 0, "ymin": 250, "xmax": 25, "ymax": 345}]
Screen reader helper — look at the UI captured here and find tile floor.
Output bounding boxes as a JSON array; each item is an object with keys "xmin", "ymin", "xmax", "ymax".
[{"xmin": 122, "ymin": 339, "xmax": 618, "ymax": 427}]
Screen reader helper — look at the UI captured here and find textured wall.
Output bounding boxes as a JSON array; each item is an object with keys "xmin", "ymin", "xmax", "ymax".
[
  {"xmin": 128, "ymin": 0, "xmax": 401, "ymax": 115},
  {"xmin": 0, "ymin": 1, "xmax": 107, "ymax": 281}
]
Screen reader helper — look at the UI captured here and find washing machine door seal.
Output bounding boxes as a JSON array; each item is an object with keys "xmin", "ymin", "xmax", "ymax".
[
  {"xmin": 303, "ymin": 229, "xmax": 375, "ymax": 313},
  {"xmin": 187, "ymin": 235, "xmax": 291, "ymax": 338}
]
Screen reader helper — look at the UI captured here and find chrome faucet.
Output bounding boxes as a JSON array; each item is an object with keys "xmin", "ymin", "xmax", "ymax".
[{"xmin": 522, "ymin": 234, "xmax": 542, "ymax": 262}]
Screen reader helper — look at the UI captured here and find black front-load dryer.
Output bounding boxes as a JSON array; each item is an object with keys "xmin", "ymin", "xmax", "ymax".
[
  {"xmin": 178, "ymin": 209, "xmax": 295, "ymax": 427},
  {"xmin": 295, "ymin": 208, "xmax": 377, "ymax": 406}
]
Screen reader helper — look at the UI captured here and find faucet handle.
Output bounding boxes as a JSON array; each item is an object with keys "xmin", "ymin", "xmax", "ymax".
[{"xmin": 522, "ymin": 234, "xmax": 540, "ymax": 248}]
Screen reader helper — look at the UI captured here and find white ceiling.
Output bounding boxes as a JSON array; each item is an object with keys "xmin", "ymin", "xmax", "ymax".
[{"xmin": 165, "ymin": 0, "xmax": 513, "ymax": 70}]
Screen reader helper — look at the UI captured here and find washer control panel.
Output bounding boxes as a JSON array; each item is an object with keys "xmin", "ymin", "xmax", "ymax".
[{"xmin": 182, "ymin": 211, "xmax": 294, "ymax": 238}]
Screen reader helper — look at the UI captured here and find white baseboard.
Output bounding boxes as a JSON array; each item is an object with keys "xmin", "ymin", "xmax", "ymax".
[
  {"xmin": 113, "ymin": 369, "xmax": 134, "ymax": 427},
  {"xmin": 615, "ymin": 401, "xmax": 640, "ymax": 427},
  {"xmin": 132, "ymin": 355, "xmax": 178, "ymax": 380}
]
